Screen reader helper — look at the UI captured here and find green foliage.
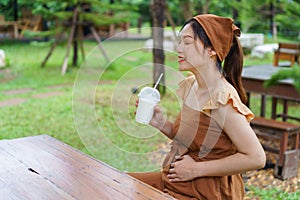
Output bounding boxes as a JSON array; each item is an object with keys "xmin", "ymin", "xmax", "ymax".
[
  {"xmin": 32, "ymin": 0, "xmax": 137, "ymax": 22},
  {"xmin": 0, "ymin": 0, "xmax": 36, "ymax": 20},
  {"xmin": 27, "ymin": 0, "xmax": 138, "ymax": 39},
  {"xmin": 1, "ymin": 0, "xmax": 299, "ymax": 40},
  {"xmin": 166, "ymin": 0, "xmax": 233, "ymax": 24},
  {"xmin": 264, "ymin": 65, "xmax": 300, "ymax": 94},
  {"xmin": 247, "ymin": 186, "xmax": 300, "ymax": 200},
  {"xmin": 22, "ymin": 28, "xmax": 63, "ymax": 38},
  {"xmin": 33, "ymin": 1, "xmax": 69, "ymax": 19},
  {"xmin": 276, "ymin": 0, "xmax": 300, "ymax": 37},
  {"xmin": 233, "ymin": 0, "xmax": 270, "ymax": 33},
  {"xmin": 205, "ymin": 0, "xmax": 233, "ymax": 17},
  {"xmin": 233, "ymin": 0, "xmax": 300, "ymax": 37},
  {"xmin": 81, "ymin": 12, "xmax": 129, "ymax": 26},
  {"xmin": 0, "ymin": 0, "xmax": 138, "ymax": 32}
]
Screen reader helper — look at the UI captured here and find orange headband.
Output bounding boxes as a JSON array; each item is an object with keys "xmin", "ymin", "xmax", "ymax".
[{"xmin": 193, "ymin": 14, "xmax": 241, "ymax": 62}]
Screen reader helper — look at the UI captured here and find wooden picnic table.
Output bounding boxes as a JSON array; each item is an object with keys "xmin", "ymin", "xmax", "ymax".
[
  {"xmin": 242, "ymin": 64, "xmax": 300, "ymax": 121},
  {"xmin": 0, "ymin": 135, "xmax": 176, "ymax": 200},
  {"xmin": 242, "ymin": 65, "xmax": 300, "ymax": 179}
]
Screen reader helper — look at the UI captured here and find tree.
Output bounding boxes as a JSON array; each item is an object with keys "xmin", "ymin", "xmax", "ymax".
[
  {"xmin": 276, "ymin": 0, "xmax": 300, "ymax": 38},
  {"xmin": 151, "ymin": 0, "xmax": 166, "ymax": 94},
  {"xmin": 232, "ymin": 0, "xmax": 268, "ymax": 33},
  {"xmin": 27, "ymin": 0, "xmax": 136, "ymax": 74},
  {"xmin": 232, "ymin": 0, "xmax": 300, "ymax": 39},
  {"xmin": 180, "ymin": 0, "xmax": 194, "ymax": 20}
]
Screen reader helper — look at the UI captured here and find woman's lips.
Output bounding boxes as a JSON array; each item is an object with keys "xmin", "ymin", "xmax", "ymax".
[{"xmin": 178, "ymin": 56, "xmax": 185, "ymax": 63}]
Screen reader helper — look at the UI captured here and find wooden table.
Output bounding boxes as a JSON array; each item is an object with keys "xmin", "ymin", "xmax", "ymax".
[
  {"xmin": 242, "ymin": 65, "xmax": 300, "ymax": 121},
  {"xmin": 0, "ymin": 135, "xmax": 176, "ymax": 200},
  {"xmin": 243, "ymin": 65, "xmax": 300, "ymax": 179}
]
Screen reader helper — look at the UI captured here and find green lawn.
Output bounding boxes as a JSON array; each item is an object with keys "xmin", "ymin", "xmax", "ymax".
[
  {"xmin": 0, "ymin": 39, "xmax": 181, "ymax": 172},
  {"xmin": 0, "ymin": 38, "xmax": 299, "ymax": 199}
]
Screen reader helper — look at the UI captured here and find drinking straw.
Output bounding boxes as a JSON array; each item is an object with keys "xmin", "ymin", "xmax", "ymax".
[{"xmin": 154, "ymin": 73, "xmax": 164, "ymax": 89}]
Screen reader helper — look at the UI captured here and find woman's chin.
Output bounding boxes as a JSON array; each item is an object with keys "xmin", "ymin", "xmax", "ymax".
[
  {"xmin": 178, "ymin": 65, "xmax": 188, "ymax": 71},
  {"xmin": 178, "ymin": 67, "xmax": 190, "ymax": 72}
]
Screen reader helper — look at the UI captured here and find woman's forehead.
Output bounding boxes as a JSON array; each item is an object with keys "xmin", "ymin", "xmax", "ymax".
[{"xmin": 179, "ymin": 24, "xmax": 194, "ymax": 38}]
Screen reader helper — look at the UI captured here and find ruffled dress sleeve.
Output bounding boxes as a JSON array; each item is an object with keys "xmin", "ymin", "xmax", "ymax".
[
  {"xmin": 176, "ymin": 75, "xmax": 254, "ymax": 122},
  {"xmin": 203, "ymin": 83, "xmax": 255, "ymax": 122}
]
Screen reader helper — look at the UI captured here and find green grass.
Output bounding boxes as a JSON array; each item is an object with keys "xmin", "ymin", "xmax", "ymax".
[
  {"xmin": 246, "ymin": 186, "xmax": 300, "ymax": 200},
  {"xmin": 0, "ymin": 39, "xmax": 180, "ymax": 171},
  {"xmin": 0, "ymin": 38, "xmax": 299, "ymax": 196}
]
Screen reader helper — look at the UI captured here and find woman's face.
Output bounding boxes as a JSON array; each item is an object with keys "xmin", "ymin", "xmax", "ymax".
[{"xmin": 176, "ymin": 24, "xmax": 212, "ymax": 73}]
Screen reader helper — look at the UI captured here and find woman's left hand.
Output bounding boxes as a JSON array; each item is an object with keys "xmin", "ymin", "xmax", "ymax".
[{"xmin": 167, "ymin": 155, "xmax": 197, "ymax": 182}]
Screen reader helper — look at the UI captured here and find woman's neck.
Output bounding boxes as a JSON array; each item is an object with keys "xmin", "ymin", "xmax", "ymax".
[{"xmin": 192, "ymin": 63, "xmax": 223, "ymax": 92}]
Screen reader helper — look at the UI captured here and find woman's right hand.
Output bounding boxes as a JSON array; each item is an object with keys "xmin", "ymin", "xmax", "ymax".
[
  {"xmin": 136, "ymin": 99, "xmax": 173, "ymax": 139},
  {"xmin": 149, "ymin": 105, "xmax": 166, "ymax": 130},
  {"xmin": 135, "ymin": 99, "xmax": 165, "ymax": 130}
]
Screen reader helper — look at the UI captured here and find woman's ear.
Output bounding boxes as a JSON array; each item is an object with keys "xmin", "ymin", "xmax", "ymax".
[{"xmin": 208, "ymin": 48, "xmax": 217, "ymax": 57}]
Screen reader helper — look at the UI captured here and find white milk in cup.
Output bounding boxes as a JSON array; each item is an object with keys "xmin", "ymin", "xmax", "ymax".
[{"xmin": 135, "ymin": 87, "xmax": 160, "ymax": 124}]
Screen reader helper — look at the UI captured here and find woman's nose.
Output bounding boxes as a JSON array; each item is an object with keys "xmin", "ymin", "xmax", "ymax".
[{"xmin": 176, "ymin": 43, "xmax": 182, "ymax": 53}]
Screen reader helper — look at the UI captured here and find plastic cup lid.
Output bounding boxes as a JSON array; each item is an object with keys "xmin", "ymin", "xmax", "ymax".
[{"xmin": 138, "ymin": 87, "xmax": 160, "ymax": 102}]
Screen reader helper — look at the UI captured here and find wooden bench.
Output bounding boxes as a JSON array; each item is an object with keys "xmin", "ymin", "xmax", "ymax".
[
  {"xmin": 93, "ymin": 11, "xmax": 130, "ymax": 38},
  {"xmin": 273, "ymin": 43, "xmax": 300, "ymax": 67},
  {"xmin": 95, "ymin": 21, "xmax": 130, "ymax": 38},
  {"xmin": 250, "ymin": 117, "xmax": 300, "ymax": 180},
  {"xmin": 18, "ymin": 9, "xmax": 43, "ymax": 38},
  {"xmin": 0, "ymin": 15, "xmax": 19, "ymax": 39}
]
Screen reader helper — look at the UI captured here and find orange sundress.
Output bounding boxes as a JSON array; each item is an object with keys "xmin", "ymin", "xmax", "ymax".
[{"xmin": 161, "ymin": 75, "xmax": 254, "ymax": 200}]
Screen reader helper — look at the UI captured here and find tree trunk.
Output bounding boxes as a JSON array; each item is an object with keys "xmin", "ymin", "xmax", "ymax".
[
  {"xmin": 202, "ymin": 0, "xmax": 211, "ymax": 14},
  {"xmin": 13, "ymin": 0, "xmax": 18, "ymax": 21},
  {"xmin": 232, "ymin": 0, "xmax": 241, "ymax": 28},
  {"xmin": 73, "ymin": 38, "xmax": 78, "ymax": 66},
  {"xmin": 270, "ymin": 2, "xmax": 277, "ymax": 40},
  {"xmin": 180, "ymin": 0, "xmax": 193, "ymax": 20},
  {"xmin": 165, "ymin": 4, "xmax": 178, "ymax": 46},
  {"xmin": 151, "ymin": 0, "xmax": 166, "ymax": 94}
]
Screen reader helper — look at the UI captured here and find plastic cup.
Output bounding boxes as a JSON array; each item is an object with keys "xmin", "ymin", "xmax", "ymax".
[{"xmin": 135, "ymin": 87, "xmax": 160, "ymax": 124}]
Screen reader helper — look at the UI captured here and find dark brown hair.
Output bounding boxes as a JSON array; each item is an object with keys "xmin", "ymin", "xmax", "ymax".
[{"xmin": 181, "ymin": 19, "xmax": 248, "ymax": 104}]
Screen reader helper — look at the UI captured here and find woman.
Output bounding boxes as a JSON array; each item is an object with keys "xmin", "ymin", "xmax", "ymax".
[{"xmin": 130, "ymin": 14, "xmax": 266, "ymax": 200}]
